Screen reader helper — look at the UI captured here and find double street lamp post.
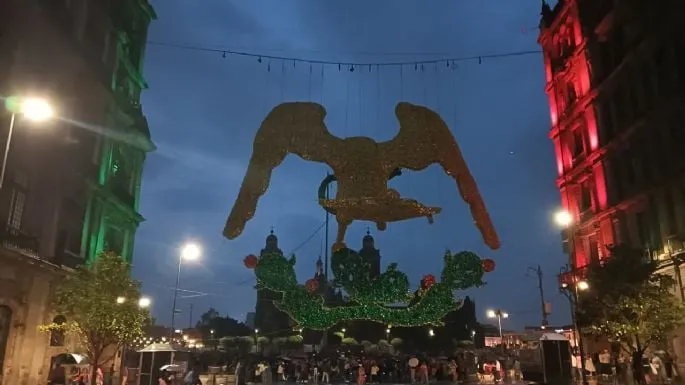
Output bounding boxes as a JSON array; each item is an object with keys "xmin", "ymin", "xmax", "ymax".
[
  {"xmin": 560, "ymin": 270, "xmax": 590, "ymax": 385},
  {"xmin": 555, "ymin": 209, "xmax": 589, "ymax": 385},
  {"xmin": 486, "ymin": 309, "xmax": 509, "ymax": 348}
]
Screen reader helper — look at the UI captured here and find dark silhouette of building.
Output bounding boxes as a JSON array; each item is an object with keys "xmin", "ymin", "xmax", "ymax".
[
  {"xmin": 0, "ymin": 1, "xmax": 155, "ymax": 383},
  {"xmin": 254, "ymin": 230, "xmax": 293, "ymax": 335},
  {"xmin": 359, "ymin": 229, "xmax": 381, "ymax": 278},
  {"xmin": 334, "ymin": 232, "xmax": 479, "ymax": 351}
]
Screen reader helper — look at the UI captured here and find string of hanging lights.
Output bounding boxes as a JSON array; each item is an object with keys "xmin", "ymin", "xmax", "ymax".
[{"xmin": 147, "ymin": 41, "xmax": 542, "ymax": 69}]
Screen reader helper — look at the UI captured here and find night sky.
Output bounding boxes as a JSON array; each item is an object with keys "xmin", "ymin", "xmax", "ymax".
[{"xmin": 133, "ymin": 0, "xmax": 569, "ymax": 331}]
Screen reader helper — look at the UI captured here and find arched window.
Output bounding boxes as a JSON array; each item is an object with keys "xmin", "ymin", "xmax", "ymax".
[
  {"xmin": 50, "ymin": 315, "xmax": 66, "ymax": 347},
  {"xmin": 0, "ymin": 306, "xmax": 12, "ymax": 369}
]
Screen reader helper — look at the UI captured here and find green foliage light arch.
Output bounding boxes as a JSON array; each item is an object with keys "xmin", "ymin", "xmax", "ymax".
[{"xmin": 245, "ymin": 248, "xmax": 492, "ymax": 330}]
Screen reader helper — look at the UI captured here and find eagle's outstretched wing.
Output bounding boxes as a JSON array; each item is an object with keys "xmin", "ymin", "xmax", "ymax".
[
  {"xmin": 224, "ymin": 102, "xmax": 344, "ymax": 239},
  {"xmin": 379, "ymin": 102, "xmax": 500, "ymax": 250}
]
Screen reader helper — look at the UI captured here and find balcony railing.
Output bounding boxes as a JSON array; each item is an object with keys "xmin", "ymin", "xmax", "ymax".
[
  {"xmin": 56, "ymin": 250, "xmax": 85, "ymax": 269},
  {"xmin": 0, "ymin": 226, "xmax": 39, "ymax": 256}
]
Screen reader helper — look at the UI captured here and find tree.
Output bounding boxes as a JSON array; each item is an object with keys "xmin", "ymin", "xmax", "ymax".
[
  {"xmin": 41, "ymin": 252, "xmax": 149, "ymax": 385},
  {"xmin": 577, "ymin": 244, "xmax": 685, "ymax": 352},
  {"xmin": 195, "ymin": 308, "xmax": 252, "ymax": 340}
]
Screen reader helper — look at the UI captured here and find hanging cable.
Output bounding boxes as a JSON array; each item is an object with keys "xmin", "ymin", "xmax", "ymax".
[{"xmin": 147, "ymin": 40, "xmax": 541, "ymax": 67}]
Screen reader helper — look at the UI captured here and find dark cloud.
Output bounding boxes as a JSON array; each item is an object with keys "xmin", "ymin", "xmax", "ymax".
[{"xmin": 136, "ymin": 0, "xmax": 568, "ymax": 328}]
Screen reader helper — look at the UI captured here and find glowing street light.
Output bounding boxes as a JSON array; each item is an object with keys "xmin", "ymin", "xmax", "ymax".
[
  {"xmin": 577, "ymin": 280, "xmax": 589, "ymax": 291},
  {"xmin": 170, "ymin": 242, "xmax": 202, "ymax": 332},
  {"xmin": 1, "ymin": 97, "xmax": 54, "ymax": 189},
  {"xmin": 138, "ymin": 297, "xmax": 152, "ymax": 308},
  {"xmin": 554, "ymin": 210, "xmax": 573, "ymax": 228},
  {"xmin": 116, "ymin": 296, "xmax": 126, "ymax": 304},
  {"xmin": 181, "ymin": 243, "xmax": 201, "ymax": 261},
  {"xmin": 20, "ymin": 97, "xmax": 54, "ymax": 122}
]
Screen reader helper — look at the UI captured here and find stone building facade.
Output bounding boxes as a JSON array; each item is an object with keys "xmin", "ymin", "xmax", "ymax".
[
  {"xmin": 538, "ymin": 0, "xmax": 685, "ymax": 359},
  {"xmin": 0, "ymin": 0, "xmax": 155, "ymax": 384}
]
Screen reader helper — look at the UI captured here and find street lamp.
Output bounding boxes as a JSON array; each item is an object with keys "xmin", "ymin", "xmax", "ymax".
[
  {"xmin": 138, "ymin": 297, "xmax": 152, "ymax": 309},
  {"xmin": 560, "ymin": 268, "xmax": 590, "ymax": 385},
  {"xmin": 554, "ymin": 209, "xmax": 573, "ymax": 227},
  {"xmin": 1, "ymin": 97, "xmax": 54, "ymax": 189},
  {"xmin": 170, "ymin": 243, "xmax": 201, "ymax": 332},
  {"xmin": 555, "ymin": 208, "xmax": 589, "ymax": 385},
  {"xmin": 486, "ymin": 309, "xmax": 509, "ymax": 347}
]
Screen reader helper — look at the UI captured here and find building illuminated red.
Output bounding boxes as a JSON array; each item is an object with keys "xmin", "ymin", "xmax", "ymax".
[
  {"xmin": 539, "ymin": 0, "xmax": 685, "ymax": 268},
  {"xmin": 538, "ymin": 0, "xmax": 685, "ymax": 360}
]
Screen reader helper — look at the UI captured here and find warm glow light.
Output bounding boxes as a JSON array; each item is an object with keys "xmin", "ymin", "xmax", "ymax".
[
  {"xmin": 116, "ymin": 296, "xmax": 126, "ymax": 304},
  {"xmin": 577, "ymin": 280, "xmax": 589, "ymax": 291},
  {"xmin": 341, "ymin": 328, "xmax": 346, "ymax": 333},
  {"xmin": 386, "ymin": 328, "xmax": 391, "ymax": 334},
  {"xmin": 554, "ymin": 210, "xmax": 573, "ymax": 227},
  {"xmin": 138, "ymin": 297, "xmax": 151, "ymax": 308},
  {"xmin": 181, "ymin": 243, "xmax": 201, "ymax": 261},
  {"xmin": 486, "ymin": 310, "xmax": 496, "ymax": 318},
  {"xmin": 20, "ymin": 98, "xmax": 54, "ymax": 122},
  {"xmin": 254, "ymin": 329, "xmax": 259, "ymax": 334},
  {"xmin": 502, "ymin": 312, "xmax": 509, "ymax": 319},
  {"xmin": 428, "ymin": 328, "xmax": 435, "ymax": 337}
]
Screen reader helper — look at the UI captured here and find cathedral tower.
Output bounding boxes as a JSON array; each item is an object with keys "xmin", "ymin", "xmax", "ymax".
[
  {"xmin": 358, "ymin": 230, "xmax": 381, "ymax": 278},
  {"xmin": 254, "ymin": 229, "xmax": 292, "ymax": 334}
]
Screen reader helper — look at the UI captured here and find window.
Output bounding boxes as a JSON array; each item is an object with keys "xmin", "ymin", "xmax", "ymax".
[
  {"xmin": 7, "ymin": 172, "xmax": 28, "ymax": 230},
  {"xmin": 101, "ymin": 31, "xmax": 111, "ymax": 63},
  {"xmin": 665, "ymin": 190, "xmax": 678, "ymax": 235},
  {"xmin": 582, "ymin": 183, "xmax": 593, "ymax": 211},
  {"xmin": 636, "ymin": 211, "xmax": 650, "ymax": 248},
  {"xmin": 572, "ymin": 129, "xmax": 585, "ymax": 159},
  {"xmin": 597, "ymin": 100, "xmax": 615, "ymax": 145},
  {"xmin": 610, "ymin": 158, "xmax": 624, "ymax": 202},
  {"xmin": 588, "ymin": 234, "xmax": 600, "ymax": 262},
  {"xmin": 105, "ymin": 226, "xmax": 124, "ymax": 256},
  {"xmin": 0, "ymin": 306, "xmax": 11, "ymax": 370},
  {"xmin": 57, "ymin": 199, "xmax": 84, "ymax": 256},
  {"xmin": 50, "ymin": 316, "xmax": 66, "ymax": 346}
]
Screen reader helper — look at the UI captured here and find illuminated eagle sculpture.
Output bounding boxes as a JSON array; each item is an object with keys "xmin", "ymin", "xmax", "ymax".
[{"xmin": 224, "ymin": 102, "xmax": 500, "ymax": 251}]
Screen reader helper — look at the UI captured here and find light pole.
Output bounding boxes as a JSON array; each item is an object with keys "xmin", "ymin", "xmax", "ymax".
[
  {"xmin": 1, "ymin": 97, "xmax": 54, "ymax": 189},
  {"xmin": 486, "ymin": 309, "xmax": 509, "ymax": 347},
  {"xmin": 117, "ymin": 295, "xmax": 151, "ymax": 384},
  {"xmin": 555, "ymin": 209, "xmax": 589, "ymax": 385},
  {"xmin": 171, "ymin": 243, "xmax": 201, "ymax": 332},
  {"xmin": 560, "ymin": 267, "xmax": 590, "ymax": 385}
]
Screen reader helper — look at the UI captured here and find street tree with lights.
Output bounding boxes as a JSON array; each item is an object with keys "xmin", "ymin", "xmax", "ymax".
[
  {"xmin": 41, "ymin": 252, "xmax": 150, "ymax": 385},
  {"xmin": 577, "ymin": 244, "xmax": 685, "ymax": 352}
]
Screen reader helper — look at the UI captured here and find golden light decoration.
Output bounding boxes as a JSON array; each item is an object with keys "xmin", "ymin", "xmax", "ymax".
[{"xmin": 224, "ymin": 102, "xmax": 500, "ymax": 250}]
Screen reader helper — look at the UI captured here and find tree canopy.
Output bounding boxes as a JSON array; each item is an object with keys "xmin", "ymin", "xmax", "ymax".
[
  {"xmin": 195, "ymin": 307, "xmax": 253, "ymax": 340},
  {"xmin": 41, "ymin": 252, "xmax": 149, "ymax": 384},
  {"xmin": 577, "ymin": 244, "xmax": 685, "ymax": 351}
]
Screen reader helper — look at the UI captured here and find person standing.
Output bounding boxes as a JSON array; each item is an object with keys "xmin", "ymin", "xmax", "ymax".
[
  {"xmin": 357, "ymin": 364, "xmax": 367, "ymax": 385},
  {"xmin": 370, "ymin": 363, "xmax": 379, "ymax": 383},
  {"xmin": 419, "ymin": 362, "xmax": 429, "ymax": 385},
  {"xmin": 321, "ymin": 361, "xmax": 330, "ymax": 384},
  {"xmin": 408, "ymin": 356, "xmax": 419, "ymax": 384},
  {"xmin": 235, "ymin": 361, "xmax": 242, "ymax": 385}
]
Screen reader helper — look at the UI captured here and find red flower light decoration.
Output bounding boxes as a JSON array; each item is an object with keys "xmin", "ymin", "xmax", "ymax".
[
  {"xmin": 422, "ymin": 274, "xmax": 436, "ymax": 289},
  {"xmin": 305, "ymin": 278, "xmax": 320, "ymax": 293},
  {"xmin": 481, "ymin": 258, "xmax": 495, "ymax": 273},
  {"xmin": 243, "ymin": 254, "xmax": 259, "ymax": 269}
]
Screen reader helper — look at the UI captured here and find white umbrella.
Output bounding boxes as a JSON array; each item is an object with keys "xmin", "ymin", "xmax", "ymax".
[{"xmin": 160, "ymin": 364, "xmax": 183, "ymax": 372}]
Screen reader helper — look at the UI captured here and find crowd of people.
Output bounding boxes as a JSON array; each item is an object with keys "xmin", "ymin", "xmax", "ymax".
[{"xmin": 227, "ymin": 351, "xmax": 522, "ymax": 385}]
